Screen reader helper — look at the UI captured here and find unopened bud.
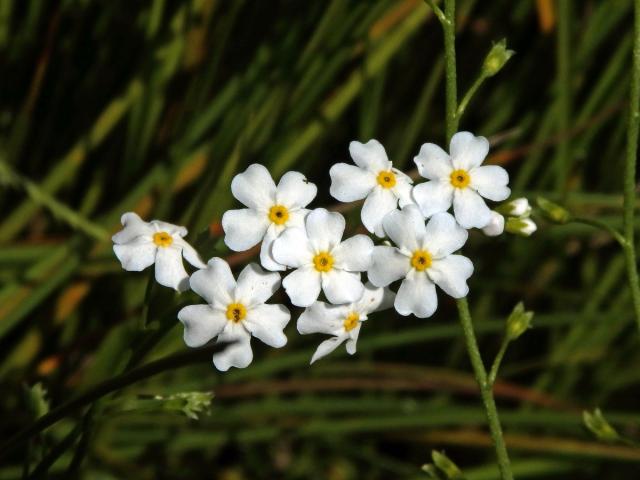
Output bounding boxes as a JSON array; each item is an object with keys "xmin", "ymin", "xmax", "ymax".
[
  {"xmin": 496, "ymin": 198, "xmax": 531, "ymax": 218},
  {"xmin": 482, "ymin": 211, "xmax": 505, "ymax": 237},
  {"xmin": 583, "ymin": 408, "xmax": 620, "ymax": 443},
  {"xmin": 505, "ymin": 217, "xmax": 537, "ymax": 237},
  {"xmin": 506, "ymin": 302, "xmax": 533, "ymax": 341},
  {"xmin": 536, "ymin": 197, "xmax": 570, "ymax": 224},
  {"xmin": 431, "ymin": 451, "xmax": 463, "ymax": 479},
  {"xmin": 482, "ymin": 39, "xmax": 515, "ymax": 77}
]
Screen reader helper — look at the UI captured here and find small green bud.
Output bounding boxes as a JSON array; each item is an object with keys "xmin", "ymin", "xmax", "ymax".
[
  {"xmin": 505, "ymin": 217, "xmax": 537, "ymax": 237},
  {"xmin": 420, "ymin": 464, "xmax": 442, "ymax": 479},
  {"xmin": 482, "ymin": 39, "xmax": 515, "ymax": 77},
  {"xmin": 154, "ymin": 391, "xmax": 214, "ymax": 420},
  {"xmin": 583, "ymin": 408, "xmax": 620, "ymax": 443},
  {"xmin": 24, "ymin": 383, "xmax": 49, "ymax": 419},
  {"xmin": 431, "ymin": 451, "xmax": 464, "ymax": 479},
  {"xmin": 536, "ymin": 197, "xmax": 570, "ymax": 224},
  {"xmin": 506, "ymin": 302, "xmax": 534, "ymax": 341},
  {"xmin": 496, "ymin": 198, "xmax": 531, "ymax": 218}
]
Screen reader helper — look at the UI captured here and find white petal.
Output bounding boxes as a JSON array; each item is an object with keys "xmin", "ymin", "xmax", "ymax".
[
  {"xmin": 470, "ymin": 165, "xmax": 511, "ymax": 201},
  {"xmin": 213, "ymin": 323, "xmax": 253, "ymax": 371},
  {"xmin": 322, "ymin": 270, "xmax": 364, "ymax": 304},
  {"xmin": 173, "ymin": 237, "xmax": 207, "ymax": 269},
  {"xmin": 243, "ymin": 303, "xmax": 290, "ymax": 348},
  {"xmin": 428, "ymin": 255, "xmax": 474, "ymax": 298},
  {"xmin": 414, "ymin": 143, "xmax": 453, "ymax": 180},
  {"xmin": 354, "ymin": 282, "xmax": 396, "ymax": 314},
  {"xmin": 154, "ymin": 247, "xmax": 189, "ymax": 291},
  {"xmin": 391, "ymin": 173, "xmax": 415, "ymax": 207},
  {"xmin": 332, "ymin": 234, "xmax": 374, "ymax": 272},
  {"xmin": 412, "ymin": 181, "xmax": 454, "ymax": 219},
  {"xmin": 349, "ymin": 139, "xmax": 391, "ymax": 172},
  {"xmin": 150, "ymin": 220, "xmax": 187, "ymax": 237},
  {"xmin": 178, "ymin": 304, "xmax": 227, "ymax": 347},
  {"xmin": 367, "ymin": 246, "xmax": 410, "ymax": 287},
  {"xmin": 112, "ymin": 212, "xmax": 153, "ymax": 243},
  {"xmin": 230, "ymin": 163, "xmax": 277, "ymax": 210},
  {"xmin": 453, "ymin": 188, "xmax": 492, "ymax": 229},
  {"xmin": 395, "ymin": 271, "xmax": 438, "ymax": 318},
  {"xmin": 259, "ymin": 225, "xmax": 286, "ymax": 272},
  {"xmin": 305, "ymin": 208, "xmax": 345, "ymax": 252},
  {"xmin": 482, "ymin": 211, "xmax": 505, "ymax": 236},
  {"xmin": 272, "ymin": 227, "xmax": 313, "ymax": 268},
  {"xmin": 189, "ymin": 258, "xmax": 236, "ymax": 306},
  {"xmin": 381, "ymin": 205, "xmax": 426, "ymax": 252},
  {"xmin": 310, "ymin": 336, "xmax": 347, "ymax": 364},
  {"xmin": 423, "ymin": 212, "xmax": 468, "ymax": 259},
  {"xmin": 276, "ymin": 171, "xmax": 317, "ymax": 208},
  {"xmin": 361, "ymin": 187, "xmax": 398, "ymax": 237},
  {"xmin": 113, "ymin": 239, "xmax": 156, "ymax": 272},
  {"xmin": 221, "ymin": 208, "xmax": 270, "ymax": 252},
  {"xmin": 449, "ymin": 131, "xmax": 489, "ymax": 170},
  {"xmin": 329, "ymin": 163, "xmax": 376, "ymax": 202},
  {"xmin": 345, "ymin": 324, "xmax": 362, "ymax": 354},
  {"xmin": 234, "ymin": 263, "xmax": 281, "ymax": 306},
  {"xmin": 297, "ymin": 301, "xmax": 345, "ymax": 335},
  {"xmin": 282, "ymin": 267, "xmax": 322, "ymax": 307}
]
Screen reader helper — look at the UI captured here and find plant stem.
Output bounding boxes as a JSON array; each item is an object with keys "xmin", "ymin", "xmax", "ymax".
[
  {"xmin": 624, "ymin": 0, "xmax": 640, "ymax": 335},
  {"xmin": 570, "ymin": 217, "xmax": 627, "ymax": 247},
  {"xmin": 456, "ymin": 73, "xmax": 488, "ymax": 120},
  {"xmin": 488, "ymin": 337, "xmax": 510, "ymax": 387},
  {"xmin": 555, "ymin": 0, "xmax": 571, "ymax": 194},
  {"xmin": 441, "ymin": 1, "xmax": 513, "ymax": 478},
  {"xmin": 0, "ymin": 342, "xmax": 230, "ymax": 460},
  {"xmin": 456, "ymin": 299, "xmax": 514, "ymax": 480}
]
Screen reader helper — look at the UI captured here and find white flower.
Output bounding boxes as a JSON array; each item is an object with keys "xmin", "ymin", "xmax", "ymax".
[
  {"xmin": 178, "ymin": 258, "xmax": 290, "ymax": 371},
  {"xmin": 412, "ymin": 131, "xmax": 510, "ymax": 229},
  {"xmin": 222, "ymin": 164, "xmax": 317, "ymax": 271},
  {"xmin": 329, "ymin": 140, "xmax": 414, "ymax": 237},
  {"xmin": 482, "ymin": 211, "xmax": 505, "ymax": 237},
  {"xmin": 272, "ymin": 208, "xmax": 373, "ymax": 307},
  {"xmin": 368, "ymin": 206, "xmax": 473, "ymax": 318},
  {"xmin": 297, "ymin": 283, "xmax": 395, "ymax": 363},
  {"xmin": 112, "ymin": 212, "xmax": 206, "ymax": 291},
  {"xmin": 500, "ymin": 197, "xmax": 531, "ymax": 217}
]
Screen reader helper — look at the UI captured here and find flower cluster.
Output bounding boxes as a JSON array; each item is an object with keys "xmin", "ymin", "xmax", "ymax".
[{"xmin": 113, "ymin": 132, "xmax": 524, "ymax": 371}]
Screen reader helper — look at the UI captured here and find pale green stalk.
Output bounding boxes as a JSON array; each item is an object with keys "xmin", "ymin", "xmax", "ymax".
[{"xmin": 439, "ymin": 1, "xmax": 514, "ymax": 478}]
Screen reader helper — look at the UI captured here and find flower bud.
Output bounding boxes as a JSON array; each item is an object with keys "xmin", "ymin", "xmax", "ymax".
[
  {"xmin": 506, "ymin": 302, "xmax": 533, "ymax": 341},
  {"xmin": 536, "ymin": 197, "xmax": 570, "ymax": 224},
  {"xmin": 583, "ymin": 408, "xmax": 620, "ymax": 443},
  {"xmin": 496, "ymin": 198, "xmax": 531, "ymax": 217},
  {"xmin": 431, "ymin": 451, "xmax": 463, "ymax": 479},
  {"xmin": 482, "ymin": 39, "xmax": 515, "ymax": 77},
  {"xmin": 482, "ymin": 211, "xmax": 505, "ymax": 237},
  {"xmin": 505, "ymin": 217, "xmax": 537, "ymax": 237}
]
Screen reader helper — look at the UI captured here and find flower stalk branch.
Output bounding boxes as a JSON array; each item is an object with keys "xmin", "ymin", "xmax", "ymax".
[{"xmin": 441, "ymin": 0, "xmax": 514, "ymax": 478}]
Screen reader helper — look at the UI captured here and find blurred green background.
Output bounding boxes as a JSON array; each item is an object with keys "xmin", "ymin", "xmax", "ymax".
[{"xmin": 2, "ymin": 0, "xmax": 640, "ymax": 478}]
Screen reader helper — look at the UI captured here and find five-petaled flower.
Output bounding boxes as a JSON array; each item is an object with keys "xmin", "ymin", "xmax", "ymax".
[
  {"xmin": 329, "ymin": 140, "xmax": 413, "ymax": 237},
  {"xmin": 412, "ymin": 131, "xmax": 510, "ymax": 229},
  {"xmin": 178, "ymin": 258, "xmax": 290, "ymax": 371},
  {"xmin": 298, "ymin": 283, "xmax": 394, "ymax": 363},
  {"xmin": 272, "ymin": 208, "xmax": 374, "ymax": 307},
  {"xmin": 368, "ymin": 206, "xmax": 474, "ymax": 318},
  {"xmin": 112, "ymin": 212, "xmax": 206, "ymax": 291},
  {"xmin": 222, "ymin": 163, "xmax": 317, "ymax": 271}
]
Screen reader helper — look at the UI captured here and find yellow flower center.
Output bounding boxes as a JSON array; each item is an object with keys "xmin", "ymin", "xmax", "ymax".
[
  {"xmin": 268, "ymin": 205, "xmax": 290, "ymax": 225},
  {"xmin": 410, "ymin": 249, "xmax": 432, "ymax": 271},
  {"xmin": 450, "ymin": 169, "xmax": 470, "ymax": 189},
  {"xmin": 225, "ymin": 302, "xmax": 247, "ymax": 323},
  {"xmin": 343, "ymin": 312, "xmax": 360, "ymax": 332},
  {"xmin": 313, "ymin": 251, "xmax": 334, "ymax": 272},
  {"xmin": 376, "ymin": 170, "xmax": 397, "ymax": 189},
  {"xmin": 152, "ymin": 231, "xmax": 173, "ymax": 248}
]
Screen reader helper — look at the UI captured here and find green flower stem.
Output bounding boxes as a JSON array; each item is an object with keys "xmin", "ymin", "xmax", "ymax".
[
  {"xmin": 456, "ymin": 73, "xmax": 488, "ymax": 120},
  {"xmin": 624, "ymin": 0, "xmax": 640, "ymax": 335},
  {"xmin": 569, "ymin": 217, "xmax": 627, "ymax": 247},
  {"xmin": 0, "ymin": 342, "xmax": 230, "ymax": 460},
  {"xmin": 440, "ymin": 1, "xmax": 513, "ymax": 478},
  {"xmin": 457, "ymin": 299, "xmax": 514, "ymax": 480},
  {"xmin": 488, "ymin": 336, "xmax": 510, "ymax": 387}
]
